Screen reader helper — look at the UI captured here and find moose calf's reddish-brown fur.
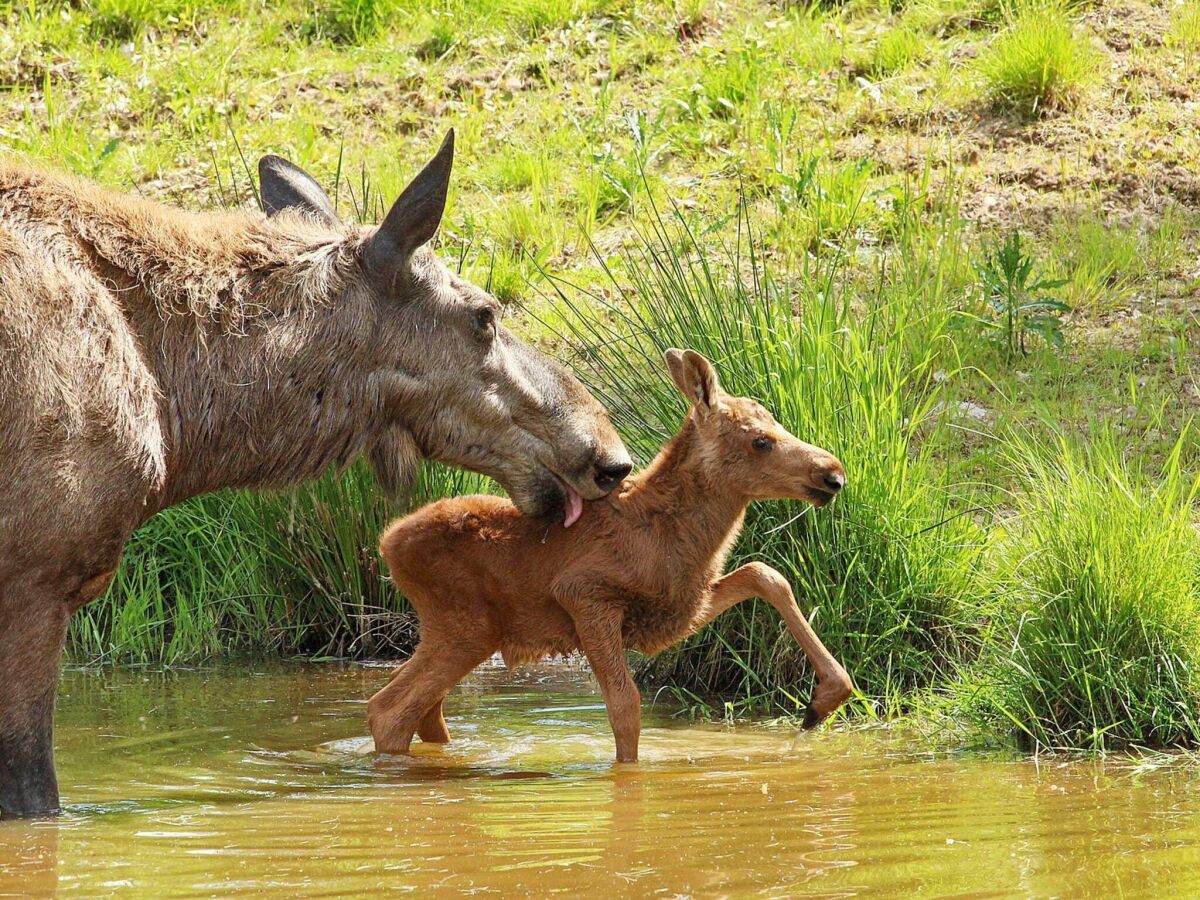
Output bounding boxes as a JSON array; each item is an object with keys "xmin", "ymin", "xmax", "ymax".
[{"xmin": 375, "ymin": 350, "xmax": 854, "ymax": 762}]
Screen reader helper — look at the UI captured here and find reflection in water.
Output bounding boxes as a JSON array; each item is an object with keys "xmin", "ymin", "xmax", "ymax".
[
  {"xmin": 0, "ymin": 820, "xmax": 57, "ymax": 898},
  {"xmin": 2, "ymin": 663, "xmax": 1200, "ymax": 896}
]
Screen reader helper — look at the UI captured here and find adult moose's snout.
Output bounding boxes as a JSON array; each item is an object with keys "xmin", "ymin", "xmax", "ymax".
[{"xmin": 594, "ymin": 459, "xmax": 633, "ymax": 491}]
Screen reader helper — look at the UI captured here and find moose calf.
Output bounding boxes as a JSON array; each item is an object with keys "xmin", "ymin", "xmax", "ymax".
[{"xmin": 372, "ymin": 349, "xmax": 853, "ymax": 761}]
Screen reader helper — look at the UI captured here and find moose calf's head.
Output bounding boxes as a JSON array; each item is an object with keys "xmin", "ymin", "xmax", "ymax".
[
  {"xmin": 258, "ymin": 132, "xmax": 631, "ymax": 524},
  {"xmin": 664, "ymin": 349, "xmax": 846, "ymax": 507}
]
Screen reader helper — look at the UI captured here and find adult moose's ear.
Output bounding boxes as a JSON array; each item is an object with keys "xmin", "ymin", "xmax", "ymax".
[
  {"xmin": 363, "ymin": 130, "xmax": 454, "ymax": 285},
  {"xmin": 664, "ymin": 348, "xmax": 721, "ymax": 415},
  {"xmin": 258, "ymin": 156, "xmax": 340, "ymax": 225}
]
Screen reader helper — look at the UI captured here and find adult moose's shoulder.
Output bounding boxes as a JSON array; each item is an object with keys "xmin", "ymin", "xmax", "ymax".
[{"xmin": 0, "ymin": 131, "xmax": 630, "ymax": 818}]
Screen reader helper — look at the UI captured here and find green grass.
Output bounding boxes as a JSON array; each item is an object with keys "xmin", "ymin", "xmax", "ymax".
[
  {"xmin": 954, "ymin": 428, "xmax": 1200, "ymax": 752},
  {"xmin": 68, "ymin": 464, "xmax": 491, "ymax": 664},
  {"xmin": 300, "ymin": 0, "xmax": 390, "ymax": 44},
  {"xmin": 1169, "ymin": 0, "xmax": 1200, "ymax": 53},
  {"xmin": 869, "ymin": 26, "xmax": 927, "ymax": 78},
  {"xmin": 977, "ymin": 0, "xmax": 1101, "ymax": 115},
  {"xmin": 1049, "ymin": 213, "xmax": 1144, "ymax": 310}
]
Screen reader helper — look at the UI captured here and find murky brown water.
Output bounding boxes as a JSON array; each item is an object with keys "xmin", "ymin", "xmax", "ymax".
[{"xmin": 2, "ymin": 663, "xmax": 1200, "ymax": 897}]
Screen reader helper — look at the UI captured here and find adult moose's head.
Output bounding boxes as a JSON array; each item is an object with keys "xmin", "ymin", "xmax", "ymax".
[{"xmin": 258, "ymin": 131, "xmax": 631, "ymax": 525}]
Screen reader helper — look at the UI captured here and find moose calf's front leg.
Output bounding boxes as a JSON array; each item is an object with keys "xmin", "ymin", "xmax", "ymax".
[
  {"xmin": 575, "ymin": 612, "xmax": 641, "ymax": 762},
  {"xmin": 694, "ymin": 562, "xmax": 853, "ymax": 728}
]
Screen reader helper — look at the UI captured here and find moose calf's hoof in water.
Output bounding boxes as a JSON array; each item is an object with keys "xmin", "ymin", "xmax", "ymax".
[{"xmin": 372, "ymin": 348, "xmax": 854, "ymax": 762}]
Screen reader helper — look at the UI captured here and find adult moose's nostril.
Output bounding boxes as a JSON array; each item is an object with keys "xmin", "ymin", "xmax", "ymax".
[
  {"xmin": 823, "ymin": 471, "xmax": 846, "ymax": 492},
  {"xmin": 594, "ymin": 461, "xmax": 633, "ymax": 490}
]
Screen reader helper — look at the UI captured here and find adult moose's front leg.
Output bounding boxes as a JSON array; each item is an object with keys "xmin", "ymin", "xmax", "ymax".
[
  {"xmin": 691, "ymin": 562, "xmax": 853, "ymax": 728},
  {"xmin": 0, "ymin": 581, "xmax": 72, "ymax": 819},
  {"xmin": 575, "ymin": 611, "xmax": 641, "ymax": 763}
]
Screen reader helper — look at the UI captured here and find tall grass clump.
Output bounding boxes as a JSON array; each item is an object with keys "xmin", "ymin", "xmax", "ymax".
[
  {"xmin": 1049, "ymin": 214, "xmax": 1144, "ymax": 310},
  {"xmin": 542, "ymin": 199, "xmax": 986, "ymax": 717},
  {"xmin": 978, "ymin": 0, "xmax": 1100, "ymax": 115},
  {"xmin": 300, "ymin": 0, "xmax": 389, "ymax": 44},
  {"xmin": 869, "ymin": 26, "xmax": 927, "ymax": 78},
  {"xmin": 68, "ymin": 493, "xmax": 284, "ymax": 665},
  {"xmin": 503, "ymin": 0, "xmax": 612, "ymax": 37},
  {"xmin": 1168, "ymin": 1, "xmax": 1200, "ymax": 56},
  {"xmin": 963, "ymin": 429, "xmax": 1200, "ymax": 752}
]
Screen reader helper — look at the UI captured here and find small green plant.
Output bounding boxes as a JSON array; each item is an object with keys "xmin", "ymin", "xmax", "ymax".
[
  {"xmin": 767, "ymin": 154, "xmax": 874, "ymax": 256},
  {"xmin": 978, "ymin": 0, "xmax": 1100, "ymax": 115},
  {"xmin": 674, "ymin": 0, "xmax": 708, "ymax": 40},
  {"xmin": 870, "ymin": 26, "xmax": 926, "ymax": 77},
  {"xmin": 415, "ymin": 15, "xmax": 457, "ymax": 60},
  {"xmin": 87, "ymin": 0, "xmax": 151, "ymax": 44},
  {"xmin": 483, "ymin": 247, "xmax": 538, "ymax": 304},
  {"xmin": 680, "ymin": 46, "xmax": 760, "ymax": 121},
  {"xmin": 969, "ymin": 230, "xmax": 1070, "ymax": 357},
  {"xmin": 506, "ymin": 0, "xmax": 608, "ymax": 37},
  {"xmin": 577, "ymin": 110, "xmax": 663, "ymax": 230},
  {"xmin": 1050, "ymin": 214, "xmax": 1144, "ymax": 309},
  {"xmin": 300, "ymin": 0, "xmax": 386, "ymax": 45}
]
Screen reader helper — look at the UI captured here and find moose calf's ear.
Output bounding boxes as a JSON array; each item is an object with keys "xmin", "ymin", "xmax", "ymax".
[
  {"xmin": 258, "ymin": 156, "xmax": 340, "ymax": 226},
  {"xmin": 664, "ymin": 348, "xmax": 689, "ymax": 396},
  {"xmin": 683, "ymin": 350, "xmax": 721, "ymax": 413},
  {"xmin": 364, "ymin": 130, "xmax": 455, "ymax": 284},
  {"xmin": 664, "ymin": 348, "xmax": 720, "ymax": 414}
]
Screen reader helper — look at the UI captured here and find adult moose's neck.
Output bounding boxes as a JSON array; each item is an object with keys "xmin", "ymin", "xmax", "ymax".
[
  {"xmin": 89, "ymin": 204, "xmax": 386, "ymax": 509},
  {"xmin": 624, "ymin": 417, "xmax": 750, "ymax": 575}
]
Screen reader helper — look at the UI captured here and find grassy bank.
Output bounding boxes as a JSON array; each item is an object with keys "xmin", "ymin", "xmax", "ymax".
[
  {"xmin": 952, "ymin": 429, "xmax": 1200, "ymax": 752},
  {"xmin": 4, "ymin": 0, "xmax": 1199, "ymax": 752}
]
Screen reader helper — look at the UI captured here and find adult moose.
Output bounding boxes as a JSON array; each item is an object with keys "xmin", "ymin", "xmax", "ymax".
[{"xmin": 0, "ymin": 131, "xmax": 632, "ymax": 819}]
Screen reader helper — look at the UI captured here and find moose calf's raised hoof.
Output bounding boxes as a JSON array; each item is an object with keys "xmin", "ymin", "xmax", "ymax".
[
  {"xmin": 375, "ymin": 348, "xmax": 854, "ymax": 763},
  {"xmin": 803, "ymin": 666, "xmax": 855, "ymax": 730}
]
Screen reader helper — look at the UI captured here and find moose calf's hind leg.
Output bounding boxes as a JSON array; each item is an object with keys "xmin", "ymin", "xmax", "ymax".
[
  {"xmin": 575, "ymin": 612, "xmax": 641, "ymax": 763},
  {"xmin": 694, "ymin": 562, "xmax": 853, "ymax": 728},
  {"xmin": 369, "ymin": 645, "xmax": 485, "ymax": 754},
  {"xmin": 417, "ymin": 700, "xmax": 450, "ymax": 744}
]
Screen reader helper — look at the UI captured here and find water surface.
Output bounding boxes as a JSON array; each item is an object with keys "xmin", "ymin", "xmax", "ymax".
[{"xmin": 2, "ymin": 662, "xmax": 1199, "ymax": 897}]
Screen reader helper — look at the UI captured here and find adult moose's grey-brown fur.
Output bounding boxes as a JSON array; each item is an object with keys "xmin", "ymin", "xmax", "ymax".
[{"xmin": 0, "ymin": 131, "xmax": 631, "ymax": 819}]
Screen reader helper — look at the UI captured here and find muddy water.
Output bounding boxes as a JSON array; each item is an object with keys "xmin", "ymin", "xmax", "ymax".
[{"xmin": 2, "ymin": 664, "xmax": 1200, "ymax": 897}]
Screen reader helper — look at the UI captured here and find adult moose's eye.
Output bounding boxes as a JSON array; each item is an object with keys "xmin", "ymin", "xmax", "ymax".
[{"xmin": 752, "ymin": 435, "xmax": 773, "ymax": 453}]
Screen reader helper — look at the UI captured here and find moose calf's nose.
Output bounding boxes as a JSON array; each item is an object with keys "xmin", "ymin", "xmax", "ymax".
[
  {"xmin": 823, "ymin": 471, "xmax": 846, "ymax": 492},
  {"xmin": 594, "ymin": 460, "xmax": 633, "ymax": 490}
]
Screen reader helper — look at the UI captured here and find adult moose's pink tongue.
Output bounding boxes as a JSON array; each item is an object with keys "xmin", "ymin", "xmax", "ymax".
[{"xmin": 563, "ymin": 482, "xmax": 583, "ymax": 528}]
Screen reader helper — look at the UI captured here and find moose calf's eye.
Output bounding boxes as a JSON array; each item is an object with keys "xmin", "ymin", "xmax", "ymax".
[{"xmin": 752, "ymin": 436, "xmax": 772, "ymax": 452}]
